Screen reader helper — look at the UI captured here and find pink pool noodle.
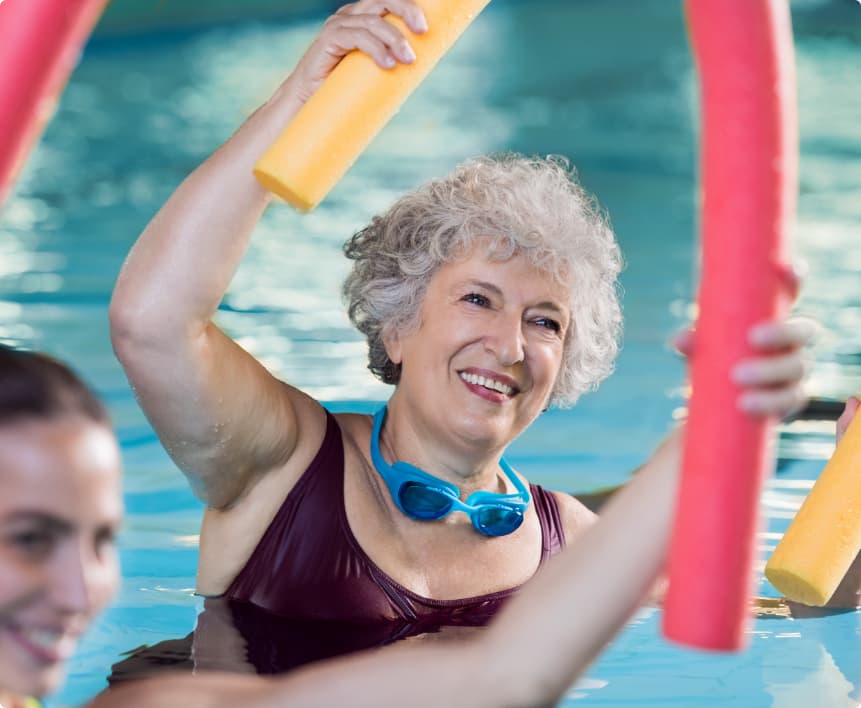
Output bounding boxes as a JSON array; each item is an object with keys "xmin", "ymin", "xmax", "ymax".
[
  {"xmin": 662, "ymin": 0, "xmax": 797, "ymax": 651},
  {"xmin": 0, "ymin": 0, "xmax": 110, "ymax": 208}
]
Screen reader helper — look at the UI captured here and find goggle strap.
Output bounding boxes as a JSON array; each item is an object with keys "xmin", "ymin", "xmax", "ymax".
[{"xmin": 370, "ymin": 404, "xmax": 531, "ymax": 514}]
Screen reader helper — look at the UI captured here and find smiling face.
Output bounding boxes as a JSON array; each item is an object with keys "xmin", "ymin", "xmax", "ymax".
[
  {"xmin": 386, "ymin": 246, "xmax": 571, "ymax": 452},
  {"xmin": 0, "ymin": 417, "xmax": 122, "ymax": 699}
]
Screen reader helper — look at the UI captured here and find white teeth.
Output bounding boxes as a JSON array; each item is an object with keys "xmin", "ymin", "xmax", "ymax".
[
  {"xmin": 26, "ymin": 629, "xmax": 60, "ymax": 647},
  {"xmin": 459, "ymin": 372, "xmax": 514, "ymax": 396},
  {"xmin": 22, "ymin": 628, "xmax": 76, "ymax": 656}
]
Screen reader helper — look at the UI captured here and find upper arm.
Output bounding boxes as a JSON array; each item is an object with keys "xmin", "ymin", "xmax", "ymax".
[{"xmin": 112, "ymin": 319, "xmax": 314, "ymax": 508}]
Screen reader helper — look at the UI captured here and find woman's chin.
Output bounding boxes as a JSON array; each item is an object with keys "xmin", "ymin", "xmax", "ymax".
[{"xmin": 0, "ymin": 658, "xmax": 66, "ymax": 701}]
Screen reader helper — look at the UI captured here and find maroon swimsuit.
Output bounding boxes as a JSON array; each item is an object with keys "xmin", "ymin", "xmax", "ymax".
[{"xmin": 225, "ymin": 410, "xmax": 566, "ymax": 625}]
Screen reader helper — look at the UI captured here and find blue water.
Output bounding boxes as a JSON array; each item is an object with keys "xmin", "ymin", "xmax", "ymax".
[{"xmin": 1, "ymin": 0, "xmax": 859, "ymax": 705}]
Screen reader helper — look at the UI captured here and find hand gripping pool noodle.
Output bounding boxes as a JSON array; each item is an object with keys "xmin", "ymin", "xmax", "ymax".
[
  {"xmin": 662, "ymin": 0, "xmax": 798, "ymax": 651},
  {"xmin": 253, "ymin": 0, "xmax": 491, "ymax": 211},
  {"xmin": 765, "ymin": 409, "xmax": 861, "ymax": 606},
  {"xmin": 0, "ymin": 0, "xmax": 111, "ymax": 208}
]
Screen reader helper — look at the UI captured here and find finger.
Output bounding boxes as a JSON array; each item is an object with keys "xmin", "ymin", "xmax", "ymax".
[
  {"xmin": 776, "ymin": 259, "xmax": 808, "ymax": 302},
  {"xmin": 334, "ymin": 14, "xmax": 418, "ymax": 63},
  {"xmin": 731, "ymin": 351, "xmax": 807, "ymax": 388},
  {"xmin": 670, "ymin": 328, "xmax": 694, "ymax": 357},
  {"xmin": 315, "ymin": 24, "xmax": 400, "ymax": 69},
  {"xmin": 738, "ymin": 386, "xmax": 808, "ymax": 419},
  {"xmin": 836, "ymin": 395, "xmax": 861, "ymax": 442},
  {"xmin": 339, "ymin": 0, "xmax": 428, "ymax": 35},
  {"xmin": 748, "ymin": 317, "xmax": 819, "ymax": 353}
]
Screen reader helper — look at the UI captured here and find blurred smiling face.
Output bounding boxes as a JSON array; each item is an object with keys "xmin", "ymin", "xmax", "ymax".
[{"xmin": 0, "ymin": 417, "xmax": 122, "ymax": 699}]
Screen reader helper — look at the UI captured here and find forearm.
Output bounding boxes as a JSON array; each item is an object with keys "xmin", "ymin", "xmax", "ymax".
[
  {"xmin": 477, "ymin": 431, "xmax": 681, "ymax": 707},
  {"xmin": 111, "ymin": 0, "xmax": 429, "ymax": 344},
  {"xmin": 110, "ymin": 78, "xmax": 305, "ymax": 345},
  {"xmin": 86, "ymin": 673, "xmax": 275, "ymax": 708},
  {"xmin": 254, "ymin": 642, "xmax": 479, "ymax": 708},
  {"xmin": 86, "ymin": 645, "xmax": 476, "ymax": 708}
]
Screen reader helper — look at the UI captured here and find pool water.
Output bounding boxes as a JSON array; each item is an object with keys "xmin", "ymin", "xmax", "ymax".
[{"xmin": 1, "ymin": 0, "xmax": 859, "ymax": 705}]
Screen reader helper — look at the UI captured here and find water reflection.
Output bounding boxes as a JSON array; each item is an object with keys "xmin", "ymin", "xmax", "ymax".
[
  {"xmin": 757, "ymin": 601, "xmax": 861, "ymax": 707},
  {"xmin": 106, "ymin": 597, "xmax": 487, "ymax": 686}
]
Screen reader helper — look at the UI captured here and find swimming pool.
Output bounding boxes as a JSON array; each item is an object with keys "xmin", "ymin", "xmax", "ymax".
[{"xmin": 2, "ymin": 0, "xmax": 859, "ymax": 704}]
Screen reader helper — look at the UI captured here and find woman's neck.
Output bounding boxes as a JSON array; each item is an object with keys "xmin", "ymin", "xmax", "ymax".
[{"xmin": 379, "ymin": 401, "xmax": 510, "ymax": 495}]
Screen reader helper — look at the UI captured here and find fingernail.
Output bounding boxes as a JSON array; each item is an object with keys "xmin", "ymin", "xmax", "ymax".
[
  {"xmin": 383, "ymin": 55, "xmax": 396, "ymax": 68},
  {"xmin": 415, "ymin": 13, "xmax": 428, "ymax": 32},
  {"xmin": 737, "ymin": 394, "xmax": 762, "ymax": 416},
  {"xmin": 403, "ymin": 44, "xmax": 417, "ymax": 62},
  {"xmin": 748, "ymin": 324, "xmax": 770, "ymax": 345},
  {"xmin": 731, "ymin": 363, "xmax": 756, "ymax": 384}
]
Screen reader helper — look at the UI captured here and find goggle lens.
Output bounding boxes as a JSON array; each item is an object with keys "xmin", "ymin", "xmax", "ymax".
[
  {"xmin": 399, "ymin": 482, "xmax": 454, "ymax": 520},
  {"xmin": 475, "ymin": 506, "xmax": 524, "ymax": 537}
]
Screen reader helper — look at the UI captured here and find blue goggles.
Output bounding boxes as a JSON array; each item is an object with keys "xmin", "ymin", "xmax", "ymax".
[{"xmin": 370, "ymin": 406, "xmax": 531, "ymax": 537}]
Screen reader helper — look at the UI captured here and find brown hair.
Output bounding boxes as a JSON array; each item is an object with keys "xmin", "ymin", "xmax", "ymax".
[{"xmin": 0, "ymin": 345, "xmax": 110, "ymax": 426}]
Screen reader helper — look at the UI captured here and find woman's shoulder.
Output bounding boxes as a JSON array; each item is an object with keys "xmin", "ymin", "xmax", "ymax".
[
  {"xmin": 332, "ymin": 410, "xmax": 374, "ymax": 455},
  {"xmin": 546, "ymin": 488, "xmax": 598, "ymax": 542}
]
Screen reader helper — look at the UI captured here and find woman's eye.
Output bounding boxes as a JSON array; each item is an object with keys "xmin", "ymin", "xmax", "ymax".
[
  {"xmin": 96, "ymin": 527, "xmax": 117, "ymax": 552},
  {"xmin": 534, "ymin": 317, "xmax": 561, "ymax": 333},
  {"xmin": 9, "ymin": 530, "xmax": 55, "ymax": 558},
  {"xmin": 462, "ymin": 292, "xmax": 490, "ymax": 307}
]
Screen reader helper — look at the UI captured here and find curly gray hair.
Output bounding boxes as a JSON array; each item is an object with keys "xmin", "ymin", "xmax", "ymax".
[{"xmin": 342, "ymin": 153, "xmax": 623, "ymax": 407}]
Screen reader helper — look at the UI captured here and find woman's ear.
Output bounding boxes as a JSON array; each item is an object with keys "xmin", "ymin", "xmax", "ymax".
[{"xmin": 383, "ymin": 326, "xmax": 402, "ymax": 366}]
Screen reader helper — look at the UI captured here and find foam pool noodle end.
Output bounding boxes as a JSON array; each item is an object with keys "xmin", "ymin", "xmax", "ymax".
[
  {"xmin": 253, "ymin": 0, "xmax": 491, "ymax": 212},
  {"xmin": 765, "ymin": 406, "xmax": 861, "ymax": 606},
  {"xmin": 0, "ymin": 0, "xmax": 110, "ymax": 208}
]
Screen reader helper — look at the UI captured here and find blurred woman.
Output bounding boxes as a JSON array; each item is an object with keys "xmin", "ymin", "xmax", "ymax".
[{"xmin": 0, "ymin": 346, "xmax": 122, "ymax": 708}]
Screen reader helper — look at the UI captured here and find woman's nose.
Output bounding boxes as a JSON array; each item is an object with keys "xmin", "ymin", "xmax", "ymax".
[
  {"xmin": 49, "ymin": 539, "xmax": 113, "ymax": 617},
  {"xmin": 484, "ymin": 312, "xmax": 525, "ymax": 366}
]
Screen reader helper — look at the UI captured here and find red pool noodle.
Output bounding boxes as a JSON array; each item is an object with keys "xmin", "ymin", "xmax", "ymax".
[
  {"xmin": 0, "ymin": 0, "xmax": 110, "ymax": 208},
  {"xmin": 662, "ymin": 0, "xmax": 797, "ymax": 650}
]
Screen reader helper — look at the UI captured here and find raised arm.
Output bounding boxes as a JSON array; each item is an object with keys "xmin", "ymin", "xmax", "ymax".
[{"xmin": 108, "ymin": 1, "xmax": 427, "ymax": 508}]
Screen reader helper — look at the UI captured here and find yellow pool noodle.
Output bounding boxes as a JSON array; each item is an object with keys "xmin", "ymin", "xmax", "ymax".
[
  {"xmin": 253, "ymin": 0, "xmax": 491, "ymax": 211},
  {"xmin": 765, "ymin": 405, "xmax": 861, "ymax": 606}
]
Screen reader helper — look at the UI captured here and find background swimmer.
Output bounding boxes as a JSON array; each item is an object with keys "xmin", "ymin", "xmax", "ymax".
[{"xmin": 0, "ymin": 346, "xmax": 122, "ymax": 708}]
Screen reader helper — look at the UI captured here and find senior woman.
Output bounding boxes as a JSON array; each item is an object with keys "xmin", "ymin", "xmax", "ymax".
[
  {"xmin": 109, "ymin": 0, "xmax": 811, "ymax": 627},
  {"xmin": 0, "ymin": 346, "xmax": 122, "ymax": 708}
]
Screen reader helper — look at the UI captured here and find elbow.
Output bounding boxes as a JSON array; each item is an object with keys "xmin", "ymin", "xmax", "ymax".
[
  {"xmin": 108, "ymin": 295, "xmax": 134, "ymax": 351},
  {"xmin": 108, "ymin": 293, "xmax": 152, "ymax": 367},
  {"xmin": 109, "ymin": 285, "xmax": 191, "ymax": 367}
]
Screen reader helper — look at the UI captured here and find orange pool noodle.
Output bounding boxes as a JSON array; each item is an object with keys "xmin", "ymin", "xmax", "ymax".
[
  {"xmin": 663, "ymin": 0, "xmax": 797, "ymax": 651},
  {"xmin": 765, "ymin": 408, "xmax": 861, "ymax": 606},
  {"xmin": 253, "ymin": 0, "xmax": 491, "ymax": 211},
  {"xmin": 0, "ymin": 0, "xmax": 110, "ymax": 208}
]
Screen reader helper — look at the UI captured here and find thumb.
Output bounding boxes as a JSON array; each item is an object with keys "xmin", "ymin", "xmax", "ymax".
[
  {"xmin": 670, "ymin": 328, "xmax": 695, "ymax": 358},
  {"xmin": 836, "ymin": 396, "xmax": 861, "ymax": 443}
]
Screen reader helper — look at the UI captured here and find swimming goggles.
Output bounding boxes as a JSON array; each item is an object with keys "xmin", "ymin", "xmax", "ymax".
[{"xmin": 370, "ymin": 406, "xmax": 531, "ymax": 537}]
